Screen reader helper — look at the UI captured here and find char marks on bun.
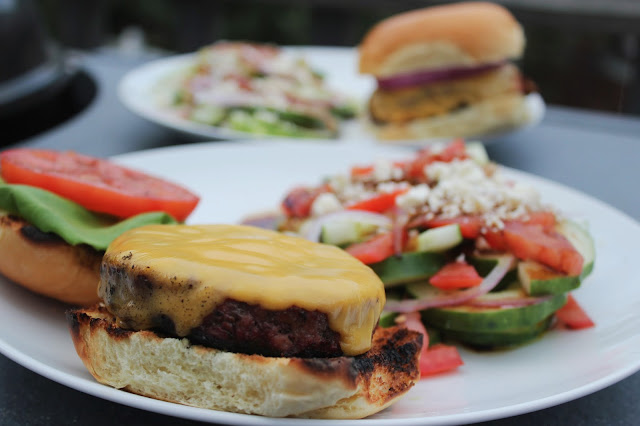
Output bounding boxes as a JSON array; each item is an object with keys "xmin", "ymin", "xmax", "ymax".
[{"xmin": 68, "ymin": 224, "xmax": 422, "ymax": 418}]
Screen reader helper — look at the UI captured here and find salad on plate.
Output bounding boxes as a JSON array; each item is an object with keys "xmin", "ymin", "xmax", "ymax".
[
  {"xmin": 246, "ymin": 139, "xmax": 596, "ymax": 376},
  {"xmin": 165, "ymin": 41, "xmax": 357, "ymax": 138}
]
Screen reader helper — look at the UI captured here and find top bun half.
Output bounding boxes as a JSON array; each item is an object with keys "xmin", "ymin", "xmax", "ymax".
[{"xmin": 359, "ymin": 2, "xmax": 525, "ymax": 77}]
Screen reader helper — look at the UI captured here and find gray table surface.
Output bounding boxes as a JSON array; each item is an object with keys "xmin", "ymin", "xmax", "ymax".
[{"xmin": 1, "ymin": 49, "xmax": 639, "ymax": 426}]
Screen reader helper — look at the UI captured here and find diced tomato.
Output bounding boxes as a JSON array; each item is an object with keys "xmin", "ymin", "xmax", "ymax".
[
  {"xmin": 405, "ymin": 138, "xmax": 468, "ymax": 180},
  {"xmin": 522, "ymin": 210, "xmax": 557, "ymax": 230},
  {"xmin": 555, "ymin": 294, "xmax": 595, "ymax": 329},
  {"xmin": 281, "ymin": 185, "xmax": 328, "ymax": 218},
  {"xmin": 397, "ymin": 312, "xmax": 463, "ymax": 377},
  {"xmin": 429, "ymin": 261, "xmax": 484, "ymax": 289},
  {"xmin": 345, "ymin": 232, "xmax": 395, "ymax": 264},
  {"xmin": 0, "ymin": 149, "xmax": 200, "ymax": 221},
  {"xmin": 350, "ymin": 165, "xmax": 374, "ymax": 178},
  {"xmin": 346, "ymin": 188, "xmax": 408, "ymax": 213},
  {"xmin": 483, "ymin": 221, "xmax": 583, "ymax": 276},
  {"xmin": 421, "ymin": 215, "xmax": 484, "ymax": 239},
  {"xmin": 419, "ymin": 344, "xmax": 464, "ymax": 377}
]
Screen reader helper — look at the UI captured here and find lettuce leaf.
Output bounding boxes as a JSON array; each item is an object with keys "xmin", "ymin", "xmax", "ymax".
[{"xmin": 0, "ymin": 182, "xmax": 177, "ymax": 251}]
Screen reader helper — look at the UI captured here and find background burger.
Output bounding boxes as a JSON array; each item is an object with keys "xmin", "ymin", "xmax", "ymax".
[
  {"xmin": 67, "ymin": 224, "xmax": 422, "ymax": 419},
  {"xmin": 358, "ymin": 1, "xmax": 537, "ymax": 140}
]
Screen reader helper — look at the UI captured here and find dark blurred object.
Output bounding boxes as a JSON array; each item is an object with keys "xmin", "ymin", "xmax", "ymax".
[
  {"xmin": 32, "ymin": 0, "xmax": 640, "ymax": 117},
  {"xmin": 0, "ymin": 0, "xmax": 95, "ymax": 145}
]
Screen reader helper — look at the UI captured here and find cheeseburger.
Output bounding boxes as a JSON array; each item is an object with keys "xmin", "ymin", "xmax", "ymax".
[
  {"xmin": 359, "ymin": 2, "xmax": 536, "ymax": 140},
  {"xmin": 67, "ymin": 224, "xmax": 421, "ymax": 418}
]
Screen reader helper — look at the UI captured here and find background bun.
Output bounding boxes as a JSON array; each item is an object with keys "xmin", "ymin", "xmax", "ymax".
[
  {"xmin": 369, "ymin": 92, "xmax": 530, "ymax": 140},
  {"xmin": 67, "ymin": 305, "xmax": 422, "ymax": 419},
  {"xmin": 0, "ymin": 214, "xmax": 101, "ymax": 305},
  {"xmin": 359, "ymin": 2, "xmax": 525, "ymax": 77}
]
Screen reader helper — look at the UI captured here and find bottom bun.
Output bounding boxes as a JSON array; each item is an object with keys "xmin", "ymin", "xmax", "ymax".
[
  {"xmin": 67, "ymin": 305, "xmax": 422, "ymax": 419},
  {"xmin": 0, "ymin": 214, "xmax": 102, "ymax": 305},
  {"xmin": 371, "ymin": 93, "xmax": 531, "ymax": 141}
]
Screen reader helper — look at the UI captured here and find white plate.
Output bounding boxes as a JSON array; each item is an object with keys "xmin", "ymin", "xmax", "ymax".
[
  {"xmin": 117, "ymin": 47, "xmax": 545, "ymax": 144},
  {"xmin": 1, "ymin": 140, "xmax": 638, "ymax": 426}
]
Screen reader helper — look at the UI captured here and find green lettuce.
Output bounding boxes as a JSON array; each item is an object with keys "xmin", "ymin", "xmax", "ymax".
[{"xmin": 0, "ymin": 182, "xmax": 177, "ymax": 251}]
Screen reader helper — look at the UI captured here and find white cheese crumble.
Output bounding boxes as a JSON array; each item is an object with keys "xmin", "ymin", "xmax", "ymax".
[
  {"xmin": 422, "ymin": 159, "xmax": 542, "ymax": 228},
  {"xmin": 310, "ymin": 192, "xmax": 343, "ymax": 216},
  {"xmin": 396, "ymin": 184, "xmax": 430, "ymax": 209}
]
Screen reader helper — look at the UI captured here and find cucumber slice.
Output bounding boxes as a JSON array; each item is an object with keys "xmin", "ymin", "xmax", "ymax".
[
  {"xmin": 556, "ymin": 220, "xmax": 595, "ymax": 280},
  {"xmin": 441, "ymin": 316, "xmax": 554, "ymax": 348},
  {"xmin": 518, "ymin": 260, "xmax": 581, "ymax": 296},
  {"xmin": 378, "ymin": 310, "xmax": 398, "ymax": 328},
  {"xmin": 320, "ymin": 221, "xmax": 377, "ymax": 246},
  {"xmin": 416, "ymin": 224, "xmax": 463, "ymax": 252},
  {"xmin": 190, "ymin": 104, "xmax": 225, "ymax": 125},
  {"xmin": 421, "ymin": 291, "xmax": 567, "ymax": 333},
  {"xmin": 465, "ymin": 141, "xmax": 490, "ymax": 165},
  {"xmin": 370, "ymin": 251, "xmax": 446, "ymax": 288},
  {"xmin": 469, "ymin": 253, "xmax": 518, "ymax": 292}
]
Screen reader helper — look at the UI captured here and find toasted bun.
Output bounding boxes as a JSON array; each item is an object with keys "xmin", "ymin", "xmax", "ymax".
[
  {"xmin": 368, "ymin": 92, "xmax": 530, "ymax": 141},
  {"xmin": 0, "ymin": 214, "xmax": 102, "ymax": 305},
  {"xmin": 359, "ymin": 2, "xmax": 525, "ymax": 77},
  {"xmin": 67, "ymin": 305, "xmax": 422, "ymax": 419}
]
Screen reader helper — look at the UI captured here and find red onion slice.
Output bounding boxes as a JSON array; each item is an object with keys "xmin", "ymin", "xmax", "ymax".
[
  {"xmin": 302, "ymin": 210, "xmax": 392, "ymax": 242},
  {"xmin": 384, "ymin": 255, "xmax": 516, "ymax": 313},
  {"xmin": 377, "ymin": 61, "xmax": 506, "ymax": 91}
]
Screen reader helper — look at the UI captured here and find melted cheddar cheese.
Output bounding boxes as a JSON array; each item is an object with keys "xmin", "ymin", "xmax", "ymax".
[{"xmin": 99, "ymin": 224, "xmax": 385, "ymax": 356}]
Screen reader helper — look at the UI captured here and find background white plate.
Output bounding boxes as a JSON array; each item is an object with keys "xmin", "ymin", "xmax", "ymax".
[
  {"xmin": 0, "ymin": 140, "xmax": 638, "ymax": 426},
  {"xmin": 117, "ymin": 47, "xmax": 545, "ymax": 144}
]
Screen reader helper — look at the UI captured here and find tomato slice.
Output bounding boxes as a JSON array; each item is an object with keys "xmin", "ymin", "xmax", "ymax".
[
  {"xmin": 0, "ymin": 149, "xmax": 200, "ymax": 221},
  {"xmin": 397, "ymin": 312, "xmax": 463, "ymax": 377},
  {"xmin": 346, "ymin": 189, "xmax": 408, "ymax": 213},
  {"xmin": 419, "ymin": 344, "xmax": 464, "ymax": 377},
  {"xmin": 555, "ymin": 294, "xmax": 595, "ymax": 329},
  {"xmin": 429, "ymin": 261, "xmax": 484, "ymax": 289},
  {"xmin": 483, "ymin": 221, "xmax": 583, "ymax": 276},
  {"xmin": 345, "ymin": 232, "xmax": 394, "ymax": 264},
  {"xmin": 281, "ymin": 185, "xmax": 328, "ymax": 218}
]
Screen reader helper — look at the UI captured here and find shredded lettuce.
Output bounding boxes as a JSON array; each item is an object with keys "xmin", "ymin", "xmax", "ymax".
[{"xmin": 0, "ymin": 182, "xmax": 177, "ymax": 251}]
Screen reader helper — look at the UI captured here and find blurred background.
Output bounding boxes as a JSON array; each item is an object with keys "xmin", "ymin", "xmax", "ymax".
[{"xmin": 2, "ymin": 0, "xmax": 639, "ymax": 143}]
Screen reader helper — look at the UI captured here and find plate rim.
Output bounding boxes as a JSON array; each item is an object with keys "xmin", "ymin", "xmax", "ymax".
[{"xmin": 1, "ymin": 139, "xmax": 638, "ymax": 426}]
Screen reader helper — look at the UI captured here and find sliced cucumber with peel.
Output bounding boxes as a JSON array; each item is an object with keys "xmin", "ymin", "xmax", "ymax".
[
  {"xmin": 371, "ymin": 251, "xmax": 446, "ymax": 288},
  {"xmin": 421, "ymin": 290, "xmax": 567, "ymax": 333},
  {"xmin": 416, "ymin": 224, "xmax": 463, "ymax": 252},
  {"xmin": 518, "ymin": 260, "xmax": 581, "ymax": 296},
  {"xmin": 465, "ymin": 141, "xmax": 490, "ymax": 165},
  {"xmin": 556, "ymin": 219, "xmax": 595, "ymax": 280},
  {"xmin": 320, "ymin": 221, "xmax": 377, "ymax": 246}
]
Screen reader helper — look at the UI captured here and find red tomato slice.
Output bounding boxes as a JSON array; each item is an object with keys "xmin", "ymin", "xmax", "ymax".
[
  {"xmin": 0, "ymin": 149, "xmax": 199, "ymax": 221},
  {"xmin": 281, "ymin": 185, "xmax": 329, "ymax": 218},
  {"xmin": 429, "ymin": 261, "xmax": 484, "ymax": 289},
  {"xmin": 483, "ymin": 219, "xmax": 583, "ymax": 276},
  {"xmin": 405, "ymin": 138, "xmax": 468, "ymax": 180},
  {"xmin": 422, "ymin": 215, "xmax": 484, "ymax": 239},
  {"xmin": 555, "ymin": 294, "xmax": 595, "ymax": 329},
  {"xmin": 419, "ymin": 344, "xmax": 464, "ymax": 377},
  {"xmin": 346, "ymin": 189, "xmax": 408, "ymax": 213},
  {"xmin": 345, "ymin": 232, "xmax": 394, "ymax": 264},
  {"xmin": 522, "ymin": 210, "xmax": 557, "ymax": 230}
]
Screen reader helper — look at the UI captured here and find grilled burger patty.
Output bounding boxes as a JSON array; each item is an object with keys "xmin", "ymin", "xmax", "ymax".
[
  {"xmin": 101, "ymin": 258, "xmax": 343, "ymax": 358},
  {"xmin": 369, "ymin": 63, "xmax": 523, "ymax": 124},
  {"xmin": 99, "ymin": 224, "xmax": 386, "ymax": 359}
]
